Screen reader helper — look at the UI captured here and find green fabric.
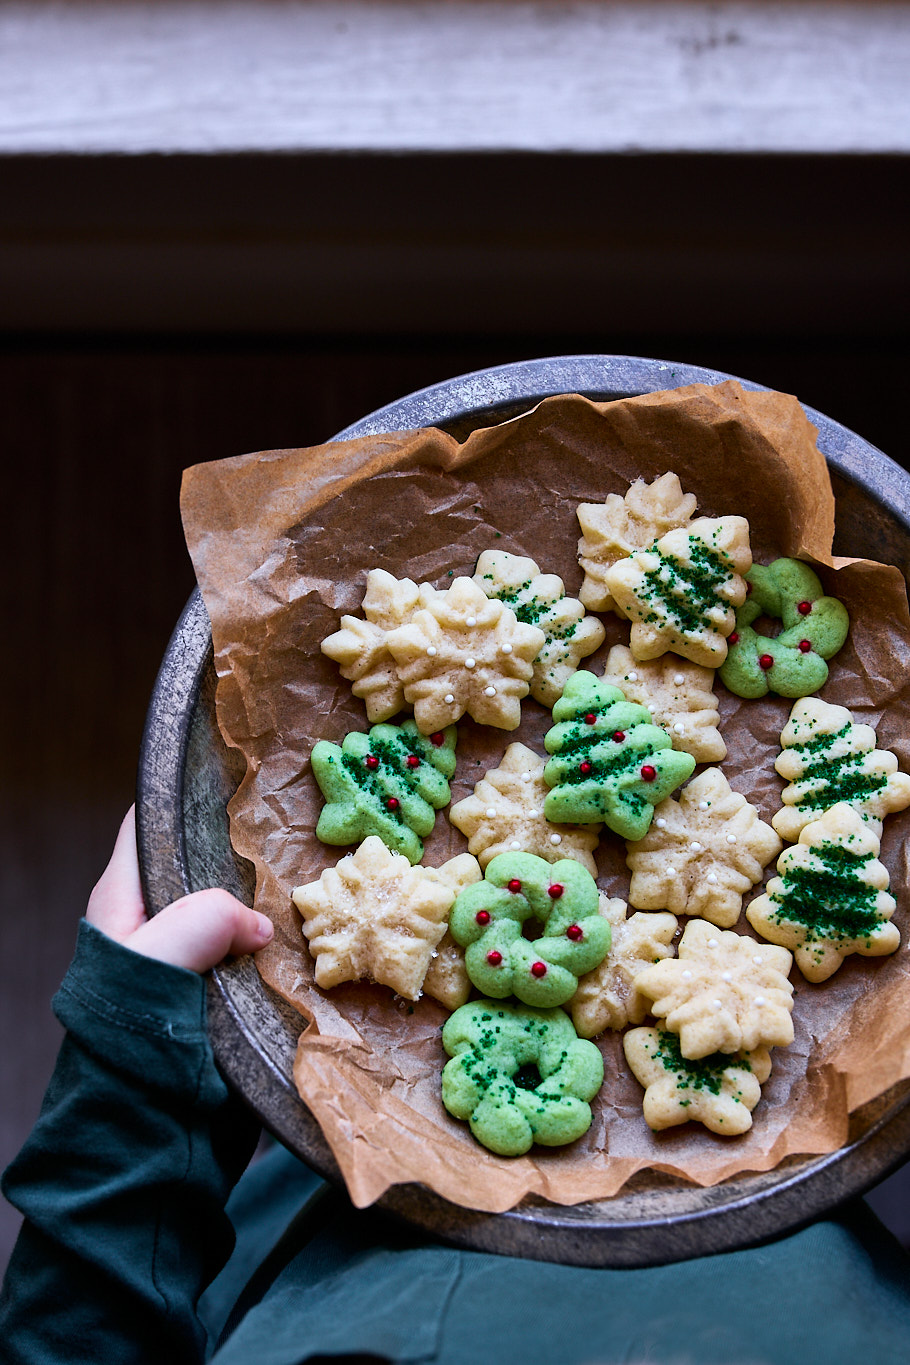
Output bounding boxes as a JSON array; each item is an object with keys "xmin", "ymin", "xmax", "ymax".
[{"xmin": 3, "ymin": 920, "xmax": 910, "ymax": 1365}]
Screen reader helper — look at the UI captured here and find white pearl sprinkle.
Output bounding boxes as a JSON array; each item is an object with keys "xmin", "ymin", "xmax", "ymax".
[
  {"xmin": 532, "ymin": 810, "xmax": 542, "ymax": 819},
  {"xmin": 510, "ymin": 841, "xmax": 521, "ymax": 850},
  {"xmin": 501, "ymin": 642, "xmax": 513, "ymax": 654},
  {"xmin": 689, "ymin": 841, "xmax": 701, "ymax": 852},
  {"xmin": 465, "ymin": 616, "xmax": 477, "ymax": 627},
  {"xmin": 426, "ymin": 645, "xmax": 437, "ymax": 656},
  {"xmin": 721, "ymin": 971, "xmax": 732, "ymax": 982},
  {"xmin": 707, "ymin": 938, "xmax": 719, "ymax": 949},
  {"xmin": 656, "ymin": 817, "xmax": 667, "ymax": 829},
  {"xmin": 665, "ymin": 867, "xmax": 676, "ymax": 877},
  {"xmin": 707, "ymin": 873, "xmax": 718, "ymax": 884},
  {"xmin": 444, "ymin": 693, "xmax": 455, "ymax": 704},
  {"xmin": 484, "ymin": 685, "xmax": 497, "ymax": 697},
  {"xmin": 754, "ymin": 995, "xmax": 766, "ymax": 1007},
  {"xmin": 674, "ymin": 673, "xmax": 686, "ymax": 686},
  {"xmin": 647, "ymin": 703, "xmax": 656, "ymax": 713},
  {"xmin": 465, "ymin": 657, "xmax": 476, "ymax": 669},
  {"xmin": 486, "ymin": 807, "xmax": 497, "ymax": 818},
  {"xmin": 627, "ymin": 671, "xmax": 638, "ymax": 682},
  {"xmin": 521, "ymin": 773, "xmax": 531, "ymax": 783},
  {"xmin": 673, "ymin": 722, "xmax": 685, "ymax": 735},
  {"xmin": 726, "ymin": 834, "xmax": 737, "ymax": 844},
  {"xmin": 682, "ymin": 970, "xmax": 692, "ymax": 980},
  {"xmin": 550, "ymin": 833, "xmax": 562, "ymax": 846},
  {"xmin": 712, "ymin": 999, "xmax": 723, "ymax": 1010},
  {"xmin": 752, "ymin": 955, "xmax": 763, "ymax": 965},
  {"xmin": 698, "ymin": 801, "xmax": 709, "ymax": 810}
]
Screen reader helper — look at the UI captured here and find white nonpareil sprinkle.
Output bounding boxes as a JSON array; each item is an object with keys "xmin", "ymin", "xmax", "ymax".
[
  {"xmin": 707, "ymin": 938, "xmax": 719, "ymax": 948},
  {"xmin": 550, "ymin": 833, "xmax": 562, "ymax": 845},
  {"xmin": 647, "ymin": 703, "xmax": 656, "ymax": 713},
  {"xmin": 726, "ymin": 834, "xmax": 737, "ymax": 844},
  {"xmin": 656, "ymin": 817, "xmax": 667, "ymax": 829},
  {"xmin": 665, "ymin": 867, "xmax": 676, "ymax": 877},
  {"xmin": 486, "ymin": 807, "xmax": 497, "ymax": 818},
  {"xmin": 444, "ymin": 693, "xmax": 455, "ymax": 704},
  {"xmin": 712, "ymin": 999, "xmax": 723, "ymax": 1010},
  {"xmin": 426, "ymin": 645, "xmax": 437, "ymax": 656},
  {"xmin": 521, "ymin": 772, "xmax": 531, "ymax": 783},
  {"xmin": 510, "ymin": 841, "xmax": 521, "ymax": 850},
  {"xmin": 465, "ymin": 616, "xmax": 477, "ymax": 627},
  {"xmin": 707, "ymin": 873, "xmax": 718, "ymax": 884},
  {"xmin": 689, "ymin": 841, "xmax": 701, "ymax": 852},
  {"xmin": 682, "ymin": 970, "xmax": 692, "ymax": 980},
  {"xmin": 627, "ymin": 671, "xmax": 638, "ymax": 682},
  {"xmin": 699, "ymin": 801, "xmax": 709, "ymax": 810},
  {"xmin": 501, "ymin": 642, "xmax": 513, "ymax": 654},
  {"xmin": 721, "ymin": 971, "xmax": 732, "ymax": 982},
  {"xmin": 484, "ymin": 685, "xmax": 497, "ymax": 697},
  {"xmin": 673, "ymin": 673, "xmax": 686, "ymax": 686},
  {"xmin": 673, "ymin": 723, "xmax": 685, "ymax": 735},
  {"xmin": 754, "ymin": 995, "xmax": 766, "ymax": 1007},
  {"xmin": 752, "ymin": 955, "xmax": 763, "ymax": 965},
  {"xmin": 465, "ymin": 657, "xmax": 476, "ymax": 669}
]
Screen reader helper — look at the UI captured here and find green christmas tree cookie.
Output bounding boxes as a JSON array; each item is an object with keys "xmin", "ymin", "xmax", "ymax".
[
  {"xmin": 312, "ymin": 720, "xmax": 457, "ymax": 864},
  {"xmin": 543, "ymin": 671, "xmax": 696, "ymax": 839}
]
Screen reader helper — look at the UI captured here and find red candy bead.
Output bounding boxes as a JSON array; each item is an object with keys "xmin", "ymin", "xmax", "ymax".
[
  {"xmin": 548, "ymin": 883, "xmax": 564, "ymax": 899},
  {"xmin": 798, "ymin": 639, "xmax": 812, "ymax": 653},
  {"xmin": 507, "ymin": 879, "xmax": 522, "ymax": 894},
  {"xmin": 430, "ymin": 732, "xmax": 445, "ymax": 746},
  {"xmin": 530, "ymin": 961, "xmax": 548, "ymax": 978},
  {"xmin": 612, "ymin": 730, "xmax": 626, "ymax": 743},
  {"xmin": 729, "ymin": 631, "xmax": 740, "ymax": 645},
  {"xmin": 640, "ymin": 765, "xmax": 657, "ymax": 782},
  {"xmin": 566, "ymin": 924, "xmax": 584, "ymax": 941},
  {"xmin": 406, "ymin": 754, "xmax": 420, "ymax": 768},
  {"xmin": 364, "ymin": 754, "xmax": 379, "ymax": 769},
  {"xmin": 486, "ymin": 950, "xmax": 503, "ymax": 966},
  {"xmin": 386, "ymin": 797, "xmax": 400, "ymax": 811},
  {"xmin": 584, "ymin": 713, "xmax": 597, "ymax": 725},
  {"xmin": 475, "ymin": 910, "xmax": 491, "ymax": 925},
  {"xmin": 759, "ymin": 654, "xmax": 774, "ymax": 670},
  {"xmin": 797, "ymin": 600, "xmax": 812, "ymax": 616},
  {"xmin": 579, "ymin": 760, "xmax": 592, "ymax": 776}
]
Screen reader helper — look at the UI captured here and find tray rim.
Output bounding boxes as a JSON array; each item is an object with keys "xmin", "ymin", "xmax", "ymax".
[{"xmin": 137, "ymin": 352, "xmax": 910, "ymax": 1267}]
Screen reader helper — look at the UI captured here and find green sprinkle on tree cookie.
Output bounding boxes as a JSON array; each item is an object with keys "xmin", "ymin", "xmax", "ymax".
[
  {"xmin": 312, "ymin": 720, "xmax": 457, "ymax": 864},
  {"xmin": 542, "ymin": 671, "xmax": 696, "ymax": 839}
]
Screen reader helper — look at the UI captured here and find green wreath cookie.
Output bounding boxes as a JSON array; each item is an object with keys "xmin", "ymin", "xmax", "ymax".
[
  {"xmin": 718, "ymin": 559, "xmax": 849, "ymax": 699},
  {"xmin": 441, "ymin": 999, "xmax": 604, "ymax": 1155},
  {"xmin": 449, "ymin": 851, "xmax": 611, "ymax": 1007}
]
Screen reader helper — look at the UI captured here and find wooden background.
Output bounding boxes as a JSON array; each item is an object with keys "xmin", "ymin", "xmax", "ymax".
[{"xmin": 2, "ymin": 0, "xmax": 910, "ymax": 1276}]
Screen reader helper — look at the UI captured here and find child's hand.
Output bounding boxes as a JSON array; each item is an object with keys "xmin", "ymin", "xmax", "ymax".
[{"xmin": 86, "ymin": 807, "xmax": 274, "ymax": 972}]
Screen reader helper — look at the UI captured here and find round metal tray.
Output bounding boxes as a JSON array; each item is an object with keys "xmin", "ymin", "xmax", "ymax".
[{"xmin": 137, "ymin": 354, "xmax": 910, "ymax": 1267}]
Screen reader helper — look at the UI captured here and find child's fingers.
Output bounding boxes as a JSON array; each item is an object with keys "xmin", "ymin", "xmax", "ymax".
[
  {"xmin": 85, "ymin": 807, "xmax": 147, "ymax": 940},
  {"xmin": 125, "ymin": 888, "xmax": 273, "ymax": 973}
]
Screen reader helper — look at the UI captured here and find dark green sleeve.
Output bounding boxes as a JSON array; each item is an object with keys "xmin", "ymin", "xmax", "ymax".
[{"xmin": 0, "ymin": 920, "xmax": 260, "ymax": 1365}]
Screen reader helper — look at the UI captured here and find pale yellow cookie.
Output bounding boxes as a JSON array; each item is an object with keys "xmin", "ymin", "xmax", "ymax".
[
  {"xmin": 385, "ymin": 577, "xmax": 546, "ymax": 732},
  {"xmin": 625, "ymin": 768, "xmax": 782, "ymax": 929},
  {"xmin": 633, "ymin": 919, "xmax": 794, "ymax": 1060},
  {"xmin": 570, "ymin": 896, "xmax": 677, "ymax": 1037},
  {"xmin": 472, "ymin": 550, "xmax": 605, "ymax": 706},
  {"xmin": 292, "ymin": 836, "xmax": 458, "ymax": 1000},
  {"xmin": 747, "ymin": 803, "xmax": 900, "ymax": 983},
  {"xmin": 448, "ymin": 741, "xmax": 600, "ymax": 875},
  {"xmin": 772, "ymin": 697, "xmax": 910, "ymax": 842},
  {"xmin": 604, "ymin": 517, "xmax": 752, "ymax": 667},
  {"xmin": 320, "ymin": 569, "xmax": 437, "ymax": 722},
  {"xmin": 577, "ymin": 472, "xmax": 698, "ymax": 612},
  {"xmin": 421, "ymin": 852, "xmax": 482, "ymax": 1011},
  {"xmin": 624, "ymin": 1026, "xmax": 772, "ymax": 1135},
  {"xmin": 602, "ymin": 644, "xmax": 726, "ymax": 762}
]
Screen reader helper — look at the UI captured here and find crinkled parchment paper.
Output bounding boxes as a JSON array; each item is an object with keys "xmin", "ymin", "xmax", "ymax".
[{"xmin": 181, "ymin": 381, "xmax": 910, "ymax": 1214}]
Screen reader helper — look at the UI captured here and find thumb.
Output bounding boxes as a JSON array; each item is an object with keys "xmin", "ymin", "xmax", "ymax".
[{"xmin": 125, "ymin": 888, "xmax": 274, "ymax": 973}]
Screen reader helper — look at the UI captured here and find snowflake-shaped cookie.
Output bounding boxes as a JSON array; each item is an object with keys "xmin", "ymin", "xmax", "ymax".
[
  {"xmin": 385, "ymin": 577, "xmax": 546, "ymax": 732},
  {"xmin": 772, "ymin": 697, "xmax": 910, "ymax": 842},
  {"xmin": 602, "ymin": 644, "xmax": 726, "ymax": 762},
  {"xmin": 321, "ymin": 569, "xmax": 436, "ymax": 722},
  {"xmin": 633, "ymin": 919, "xmax": 794, "ymax": 1060},
  {"xmin": 449, "ymin": 741, "xmax": 600, "ymax": 875},
  {"xmin": 624, "ymin": 1027, "xmax": 773, "ymax": 1135},
  {"xmin": 472, "ymin": 549, "xmax": 605, "ymax": 706},
  {"xmin": 625, "ymin": 768, "xmax": 782, "ymax": 928},
  {"xmin": 291, "ymin": 836, "xmax": 464, "ymax": 1000},
  {"xmin": 570, "ymin": 896, "xmax": 678, "ymax": 1037},
  {"xmin": 604, "ymin": 517, "xmax": 752, "ymax": 667},
  {"xmin": 421, "ymin": 853, "xmax": 482, "ymax": 1011},
  {"xmin": 577, "ymin": 472, "xmax": 698, "ymax": 612},
  {"xmin": 747, "ymin": 803, "xmax": 900, "ymax": 983}
]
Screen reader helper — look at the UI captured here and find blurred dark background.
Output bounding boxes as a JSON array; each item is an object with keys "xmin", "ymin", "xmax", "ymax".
[{"xmin": 2, "ymin": 148, "xmax": 909, "ymax": 1270}]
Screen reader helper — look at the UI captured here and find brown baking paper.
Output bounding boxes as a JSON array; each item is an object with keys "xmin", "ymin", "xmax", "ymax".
[{"xmin": 181, "ymin": 381, "xmax": 910, "ymax": 1214}]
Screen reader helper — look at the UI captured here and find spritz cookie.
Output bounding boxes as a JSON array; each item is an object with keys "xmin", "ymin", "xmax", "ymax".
[
  {"xmin": 602, "ymin": 644, "xmax": 726, "ymax": 763},
  {"xmin": 570, "ymin": 897, "xmax": 678, "ymax": 1037},
  {"xmin": 625, "ymin": 768, "xmax": 782, "ymax": 929},
  {"xmin": 473, "ymin": 549, "xmax": 605, "ymax": 706},
  {"xmin": 747, "ymin": 803, "xmax": 900, "ymax": 983},
  {"xmin": 577, "ymin": 472, "xmax": 698, "ymax": 612},
  {"xmin": 624, "ymin": 1027, "xmax": 772, "ymax": 1135}
]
